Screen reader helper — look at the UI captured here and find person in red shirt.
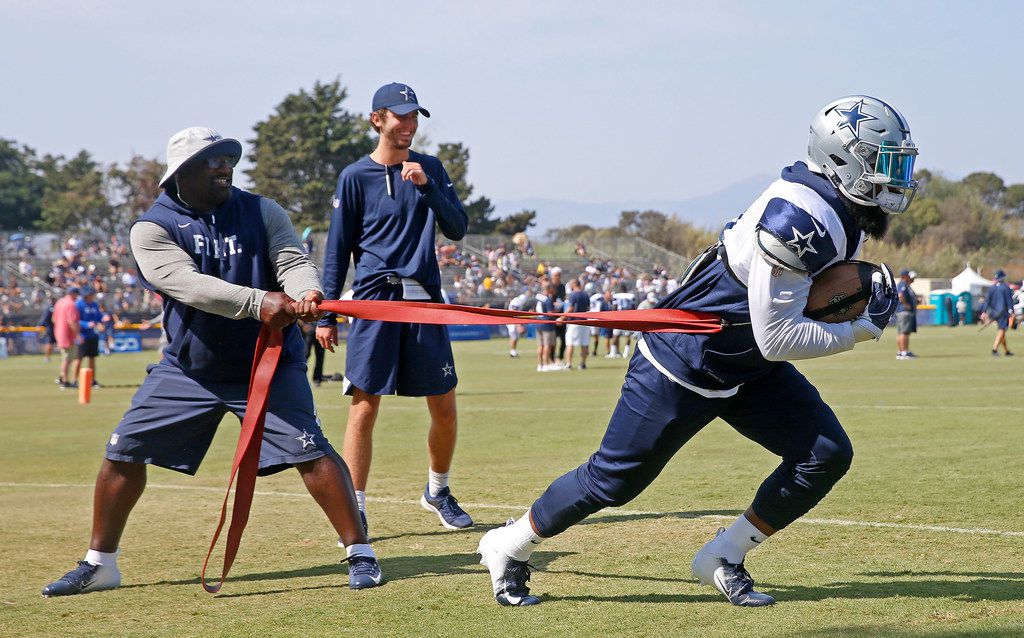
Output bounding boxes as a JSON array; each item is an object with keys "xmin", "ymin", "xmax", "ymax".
[{"xmin": 52, "ymin": 287, "xmax": 81, "ymax": 388}]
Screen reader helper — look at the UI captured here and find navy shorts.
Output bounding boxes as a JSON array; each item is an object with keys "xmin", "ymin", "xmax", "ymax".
[
  {"xmin": 106, "ymin": 361, "xmax": 333, "ymax": 476},
  {"xmin": 80, "ymin": 338, "xmax": 100, "ymax": 358},
  {"xmin": 345, "ymin": 319, "xmax": 457, "ymax": 396},
  {"xmin": 343, "ymin": 286, "xmax": 457, "ymax": 397},
  {"xmin": 995, "ymin": 315, "xmax": 1010, "ymax": 330}
]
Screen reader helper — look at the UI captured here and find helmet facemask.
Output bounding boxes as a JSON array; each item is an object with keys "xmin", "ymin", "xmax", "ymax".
[{"xmin": 808, "ymin": 96, "xmax": 920, "ymax": 215}]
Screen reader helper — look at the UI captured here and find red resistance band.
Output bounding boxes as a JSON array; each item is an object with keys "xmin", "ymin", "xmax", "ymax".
[
  {"xmin": 317, "ymin": 299, "xmax": 723, "ymax": 333},
  {"xmin": 201, "ymin": 300, "xmax": 721, "ymax": 593}
]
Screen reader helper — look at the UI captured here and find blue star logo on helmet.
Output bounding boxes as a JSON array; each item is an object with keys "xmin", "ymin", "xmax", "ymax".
[{"xmin": 835, "ymin": 100, "xmax": 876, "ymax": 136}]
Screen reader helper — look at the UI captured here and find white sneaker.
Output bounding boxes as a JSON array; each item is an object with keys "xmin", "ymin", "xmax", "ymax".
[
  {"xmin": 542, "ymin": 363, "xmax": 564, "ymax": 372},
  {"xmin": 537, "ymin": 364, "xmax": 544, "ymax": 372},
  {"xmin": 691, "ymin": 529, "xmax": 775, "ymax": 607},
  {"xmin": 510, "ymin": 349, "xmax": 518, "ymax": 358},
  {"xmin": 477, "ymin": 524, "xmax": 540, "ymax": 606}
]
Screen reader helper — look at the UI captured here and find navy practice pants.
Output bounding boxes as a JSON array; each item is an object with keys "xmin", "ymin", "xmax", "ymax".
[{"xmin": 530, "ymin": 352, "xmax": 853, "ymax": 536}]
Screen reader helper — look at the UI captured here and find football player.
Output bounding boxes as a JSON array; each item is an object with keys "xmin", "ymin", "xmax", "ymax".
[{"xmin": 478, "ymin": 96, "xmax": 914, "ymax": 607}]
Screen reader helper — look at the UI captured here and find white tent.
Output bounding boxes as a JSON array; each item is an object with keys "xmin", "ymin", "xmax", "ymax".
[{"xmin": 950, "ymin": 266, "xmax": 993, "ymax": 296}]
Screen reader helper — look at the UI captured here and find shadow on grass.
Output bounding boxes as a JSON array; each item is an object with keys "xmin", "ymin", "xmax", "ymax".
[{"xmin": 121, "ymin": 550, "xmax": 575, "ymax": 598}]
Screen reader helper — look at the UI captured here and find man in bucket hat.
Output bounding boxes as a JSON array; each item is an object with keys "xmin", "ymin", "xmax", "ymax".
[{"xmin": 42, "ymin": 127, "xmax": 382, "ymax": 597}]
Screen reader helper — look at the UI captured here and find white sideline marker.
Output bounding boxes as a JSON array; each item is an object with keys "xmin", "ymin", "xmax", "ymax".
[{"xmin": 2, "ymin": 481, "xmax": 1023, "ymax": 539}]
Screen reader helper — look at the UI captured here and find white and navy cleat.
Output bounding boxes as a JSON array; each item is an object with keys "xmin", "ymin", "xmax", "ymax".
[
  {"xmin": 691, "ymin": 529, "xmax": 775, "ymax": 607},
  {"xmin": 477, "ymin": 524, "xmax": 541, "ymax": 607}
]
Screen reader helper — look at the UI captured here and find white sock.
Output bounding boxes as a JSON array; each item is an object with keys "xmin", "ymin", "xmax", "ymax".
[
  {"xmin": 85, "ymin": 548, "xmax": 119, "ymax": 567},
  {"xmin": 610, "ymin": 346, "xmax": 618, "ymax": 355},
  {"xmin": 502, "ymin": 512, "xmax": 544, "ymax": 562},
  {"xmin": 355, "ymin": 490, "xmax": 366, "ymax": 512},
  {"xmin": 428, "ymin": 470, "xmax": 449, "ymax": 497},
  {"xmin": 345, "ymin": 543, "xmax": 376, "ymax": 560},
  {"xmin": 716, "ymin": 515, "xmax": 768, "ymax": 564}
]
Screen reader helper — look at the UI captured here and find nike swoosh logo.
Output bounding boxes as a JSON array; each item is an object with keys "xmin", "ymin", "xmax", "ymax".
[
  {"xmin": 750, "ymin": 536, "xmax": 762, "ymax": 543},
  {"xmin": 503, "ymin": 593, "xmax": 522, "ymax": 605},
  {"xmin": 177, "ymin": 223, "xmax": 191, "ymax": 228},
  {"xmin": 808, "ymin": 216, "xmax": 827, "ymax": 237},
  {"xmin": 529, "ymin": 540, "xmax": 542, "ymax": 544},
  {"xmin": 446, "ymin": 182, "xmax": 454, "ymax": 188}
]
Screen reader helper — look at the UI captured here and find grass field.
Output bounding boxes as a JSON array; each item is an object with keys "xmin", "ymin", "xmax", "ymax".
[{"xmin": 2, "ymin": 327, "xmax": 1023, "ymax": 637}]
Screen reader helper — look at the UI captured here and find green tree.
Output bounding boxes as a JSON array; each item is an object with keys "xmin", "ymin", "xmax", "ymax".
[
  {"xmin": 246, "ymin": 79, "xmax": 375, "ymax": 230},
  {"xmin": 435, "ymin": 142, "xmax": 499, "ymax": 233},
  {"xmin": 107, "ymin": 155, "xmax": 166, "ymax": 231},
  {"xmin": 1001, "ymin": 184, "xmax": 1024, "ymax": 217},
  {"xmin": 494, "ymin": 210, "xmax": 536, "ymax": 235},
  {"xmin": 37, "ymin": 151, "xmax": 114, "ymax": 233},
  {"xmin": 962, "ymin": 171, "xmax": 1005, "ymax": 207},
  {"xmin": 887, "ymin": 197, "xmax": 942, "ymax": 245},
  {"xmin": 0, "ymin": 139, "xmax": 43, "ymax": 229}
]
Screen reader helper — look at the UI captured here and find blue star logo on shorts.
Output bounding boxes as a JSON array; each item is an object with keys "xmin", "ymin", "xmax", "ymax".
[
  {"xmin": 835, "ymin": 100, "xmax": 876, "ymax": 136},
  {"xmin": 441, "ymin": 362, "xmax": 454, "ymax": 377},
  {"xmin": 295, "ymin": 429, "xmax": 316, "ymax": 450}
]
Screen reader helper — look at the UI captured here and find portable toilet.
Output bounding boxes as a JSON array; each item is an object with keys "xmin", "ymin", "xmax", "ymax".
[{"xmin": 930, "ymin": 292, "xmax": 951, "ymax": 325}]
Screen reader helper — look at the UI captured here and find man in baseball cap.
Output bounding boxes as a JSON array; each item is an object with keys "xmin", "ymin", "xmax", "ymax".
[
  {"xmin": 895, "ymin": 268, "xmax": 918, "ymax": 359},
  {"xmin": 371, "ymin": 82, "xmax": 430, "ymax": 117}
]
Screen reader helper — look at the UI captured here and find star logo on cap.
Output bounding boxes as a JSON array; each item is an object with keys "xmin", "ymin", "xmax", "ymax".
[
  {"xmin": 786, "ymin": 226, "xmax": 819, "ymax": 259},
  {"xmin": 835, "ymin": 100, "xmax": 876, "ymax": 136},
  {"xmin": 203, "ymin": 134, "xmax": 222, "ymax": 142},
  {"xmin": 399, "ymin": 86, "xmax": 415, "ymax": 102}
]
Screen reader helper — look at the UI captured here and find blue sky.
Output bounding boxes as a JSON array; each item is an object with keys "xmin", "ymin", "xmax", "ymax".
[{"xmin": 2, "ymin": 1, "xmax": 1021, "ymax": 211}]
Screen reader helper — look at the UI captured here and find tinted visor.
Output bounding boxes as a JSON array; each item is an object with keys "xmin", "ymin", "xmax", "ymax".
[{"xmin": 875, "ymin": 141, "xmax": 917, "ymax": 188}]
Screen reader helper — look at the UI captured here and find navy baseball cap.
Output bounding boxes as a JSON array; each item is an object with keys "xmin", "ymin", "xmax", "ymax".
[
  {"xmin": 372, "ymin": 83, "xmax": 430, "ymax": 117},
  {"xmin": 82, "ymin": 286, "xmax": 96, "ymax": 296},
  {"xmin": 66, "ymin": 286, "xmax": 80, "ymax": 295},
  {"xmin": 995, "ymin": 269, "xmax": 1007, "ymax": 280},
  {"xmin": 899, "ymin": 268, "xmax": 910, "ymax": 277}
]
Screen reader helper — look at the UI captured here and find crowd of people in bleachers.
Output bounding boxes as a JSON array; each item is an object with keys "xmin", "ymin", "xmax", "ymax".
[{"xmin": 1, "ymin": 234, "xmax": 163, "ymax": 329}]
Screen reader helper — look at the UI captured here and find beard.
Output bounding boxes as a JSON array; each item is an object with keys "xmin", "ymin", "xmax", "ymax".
[{"xmin": 842, "ymin": 193, "xmax": 891, "ymax": 240}]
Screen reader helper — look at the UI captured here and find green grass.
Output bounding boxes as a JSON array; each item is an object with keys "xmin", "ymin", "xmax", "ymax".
[{"xmin": 2, "ymin": 327, "xmax": 1023, "ymax": 637}]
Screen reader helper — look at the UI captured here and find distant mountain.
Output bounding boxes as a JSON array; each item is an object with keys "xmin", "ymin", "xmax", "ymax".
[{"xmin": 494, "ymin": 174, "xmax": 775, "ymax": 236}]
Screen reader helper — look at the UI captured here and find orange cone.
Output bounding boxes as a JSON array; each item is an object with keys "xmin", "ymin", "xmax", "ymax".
[{"xmin": 79, "ymin": 368, "xmax": 93, "ymax": 404}]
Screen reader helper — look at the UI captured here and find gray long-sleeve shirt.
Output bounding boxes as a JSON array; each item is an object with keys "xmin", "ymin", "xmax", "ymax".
[{"xmin": 129, "ymin": 198, "xmax": 322, "ymax": 320}]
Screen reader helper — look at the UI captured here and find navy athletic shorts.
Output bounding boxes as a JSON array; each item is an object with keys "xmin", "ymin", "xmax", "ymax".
[
  {"xmin": 106, "ymin": 361, "xmax": 332, "ymax": 476},
  {"xmin": 343, "ymin": 287, "xmax": 457, "ymax": 397},
  {"xmin": 80, "ymin": 337, "xmax": 100, "ymax": 358}
]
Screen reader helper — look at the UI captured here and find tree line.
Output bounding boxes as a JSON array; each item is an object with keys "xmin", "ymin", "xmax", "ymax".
[
  {"xmin": 0, "ymin": 79, "xmax": 535, "ymax": 236},
  {"xmin": 546, "ymin": 170, "xmax": 1024, "ymax": 279}
]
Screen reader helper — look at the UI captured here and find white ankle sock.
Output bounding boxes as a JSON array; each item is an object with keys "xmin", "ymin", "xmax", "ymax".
[
  {"xmin": 716, "ymin": 515, "xmax": 768, "ymax": 563},
  {"xmin": 85, "ymin": 549, "xmax": 119, "ymax": 567},
  {"xmin": 355, "ymin": 490, "xmax": 366, "ymax": 512},
  {"xmin": 345, "ymin": 543, "xmax": 376, "ymax": 559},
  {"xmin": 502, "ymin": 512, "xmax": 544, "ymax": 561},
  {"xmin": 428, "ymin": 470, "xmax": 449, "ymax": 497}
]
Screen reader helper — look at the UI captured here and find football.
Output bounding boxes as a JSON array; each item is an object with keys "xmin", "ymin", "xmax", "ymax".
[{"xmin": 804, "ymin": 260, "xmax": 879, "ymax": 323}]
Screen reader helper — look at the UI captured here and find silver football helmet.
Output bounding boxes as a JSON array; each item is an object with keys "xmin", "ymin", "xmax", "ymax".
[{"xmin": 807, "ymin": 95, "xmax": 919, "ymax": 214}]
